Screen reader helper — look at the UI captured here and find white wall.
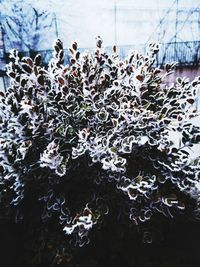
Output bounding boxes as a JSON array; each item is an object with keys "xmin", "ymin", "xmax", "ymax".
[{"xmin": 25, "ymin": 0, "xmax": 200, "ymax": 49}]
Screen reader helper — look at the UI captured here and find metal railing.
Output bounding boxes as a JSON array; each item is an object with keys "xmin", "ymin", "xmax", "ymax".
[
  {"xmin": 1, "ymin": 40, "xmax": 200, "ymax": 70},
  {"xmin": 155, "ymin": 41, "xmax": 200, "ymax": 66},
  {"xmin": 110, "ymin": 41, "xmax": 200, "ymax": 66}
]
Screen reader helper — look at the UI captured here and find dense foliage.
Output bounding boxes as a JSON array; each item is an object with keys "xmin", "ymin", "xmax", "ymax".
[{"xmin": 0, "ymin": 38, "xmax": 200, "ymax": 266}]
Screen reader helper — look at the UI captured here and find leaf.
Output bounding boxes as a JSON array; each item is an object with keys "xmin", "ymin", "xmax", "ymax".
[
  {"xmin": 110, "ymin": 147, "xmax": 118, "ymax": 153},
  {"xmin": 192, "ymin": 81, "xmax": 198, "ymax": 86},
  {"xmin": 8, "ymin": 72, "xmax": 16, "ymax": 78},
  {"xmin": 20, "ymin": 78, "xmax": 27, "ymax": 87},
  {"xmin": 54, "ymin": 44, "xmax": 60, "ymax": 54},
  {"xmin": 69, "ymin": 48, "xmax": 74, "ymax": 55},
  {"xmin": 34, "ymin": 54, "xmax": 41, "ymax": 66},
  {"xmin": 108, "ymin": 58, "xmax": 112, "ymax": 65},
  {"xmin": 112, "ymin": 45, "xmax": 116, "ymax": 53},
  {"xmin": 165, "ymin": 63, "xmax": 171, "ymax": 72},
  {"xmin": 70, "ymin": 58, "xmax": 76, "ymax": 64},
  {"xmin": 15, "ymin": 75, "xmax": 20, "ymax": 83},
  {"xmin": 58, "ymin": 76, "xmax": 65, "ymax": 85},
  {"xmin": 187, "ymin": 98, "xmax": 194, "ymax": 104},
  {"xmin": 114, "ymin": 80, "xmax": 119, "ymax": 86},
  {"xmin": 37, "ymin": 75, "xmax": 44, "ymax": 86},
  {"xmin": 26, "ymin": 58, "xmax": 33, "ymax": 67},
  {"xmin": 177, "ymin": 202, "xmax": 185, "ymax": 210},
  {"xmin": 181, "ymin": 150, "xmax": 189, "ymax": 155},
  {"xmin": 75, "ymin": 51, "xmax": 80, "ymax": 60},
  {"xmin": 57, "ymin": 39, "xmax": 63, "ymax": 50},
  {"xmin": 154, "ymin": 68, "xmax": 161, "ymax": 75},
  {"xmin": 55, "ymin": 92, "xmax": 62, "ymax": 101},
  {"xmin": 21, "ymin": 63, "xmax": 32, "ymax": 74},
  {"xmin": 96, "ymin": 36, "xmax": 103, "ymax": 48},
  {"xmin": 136, "ymin": 75, "xmax": 144, "ymax": 82},
  {"xmin": 58, "ymin": 50, "xmax": 64, "ymax": 62},
  {"xmin": 164, "ymin": 119, "xmax": 171, "ymax": 124},
  {"xmin": 176, "ymin": 77, "xmax": 182, "ymax": 84},
  {"xmin": 72, "ymin": 42, "xmax": 77, "ymax": 51},
  {"xmin": 89, "ymin": 74, "xmax": 94, "ymax": 84}
]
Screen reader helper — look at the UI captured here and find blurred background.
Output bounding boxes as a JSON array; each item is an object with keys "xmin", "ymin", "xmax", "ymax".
[
  {"xmin": 0, "ymin": 0, "xmax": 200, "ymax": 89},
  {"xmin": 1, "ymin": 0, "xmax": 200, "ymax": 48}
]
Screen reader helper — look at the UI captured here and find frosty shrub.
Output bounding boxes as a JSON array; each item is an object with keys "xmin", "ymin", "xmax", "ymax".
[{"xmin": 1, "ymin": 38, "xmax": 200, "ymax": 263}]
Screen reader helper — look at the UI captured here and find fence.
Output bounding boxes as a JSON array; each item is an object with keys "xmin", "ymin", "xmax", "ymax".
[
  {"xmin": 110, "ymin": 41, "xmax": 200, "ymax": 66},
  {"xmin": 156, "ymin": 41, "xmax": 200, "ymax": 66},
  {"xmin": 1, "ymin": 40, "xmax": 200, "ymax": 69}
]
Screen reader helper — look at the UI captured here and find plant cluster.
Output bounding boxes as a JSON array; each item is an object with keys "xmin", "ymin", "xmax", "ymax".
[{"xmin": 0, "ymin": 37, "xmax": 200, "ymax": 265}]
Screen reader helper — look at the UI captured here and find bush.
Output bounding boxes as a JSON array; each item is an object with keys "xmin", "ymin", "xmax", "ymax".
[{"xmin": 1, "ymin": 37, "xmax": 200, "ymax": 266}]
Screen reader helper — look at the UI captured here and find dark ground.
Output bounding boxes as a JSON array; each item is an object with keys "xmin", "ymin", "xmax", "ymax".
[{"xmin": 0, "ymin": 217, "xmax": 200, "ymax": 267}]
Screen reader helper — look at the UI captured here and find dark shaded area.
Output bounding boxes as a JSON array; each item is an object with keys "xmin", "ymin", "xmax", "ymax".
[
  {"xmin": 1, "ymin": 216, "xmax": 200, "ymax": 267},
  {"xmin": 0, "ymin": 155, "xmax": 199, "ymax": 267}
]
